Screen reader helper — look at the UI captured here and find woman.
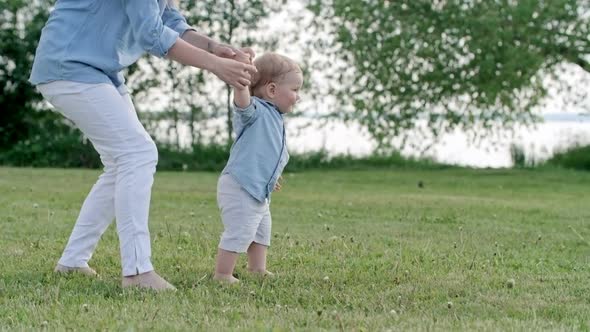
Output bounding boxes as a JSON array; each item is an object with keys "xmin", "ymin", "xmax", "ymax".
[{"xmin": 29, "ymin": 0, "xmax": 257, "ymax": 291}]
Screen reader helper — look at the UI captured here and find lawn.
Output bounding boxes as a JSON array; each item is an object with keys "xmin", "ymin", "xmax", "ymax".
[{"xmin": 0, "ymin": 166, "xmax": 589, "ymax": 330}]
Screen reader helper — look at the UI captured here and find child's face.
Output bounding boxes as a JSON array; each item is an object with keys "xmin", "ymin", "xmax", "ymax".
[{"xmin": 272, "ymin": 71, "xmax": 303, "ymax": 114}]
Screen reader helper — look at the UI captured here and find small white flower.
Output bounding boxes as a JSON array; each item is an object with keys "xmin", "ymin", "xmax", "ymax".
[
  {"xmin": 33, "ymin": 203, "xmax": 39, "ymax": 209},
  {"xmin": 447, "ymin": 301, "xmax": 453, "ymax": 309},
  {"xmin": 323, "ymin": 276, "xmax": 330, "ymax": 281}
]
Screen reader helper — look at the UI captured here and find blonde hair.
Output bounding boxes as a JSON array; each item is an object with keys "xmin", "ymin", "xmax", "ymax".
[{"xmin": 250, "ymin": 53, "xmax": 301, "ymax": 97}]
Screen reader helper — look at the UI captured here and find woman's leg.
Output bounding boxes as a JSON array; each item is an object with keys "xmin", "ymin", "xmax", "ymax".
[
  {"xmin": 38, "ymin": 82, "xmax": 172, "ymax": 289},
  {"xmin": 56, "ymin": 153, "xmax": 116, "ymax": 272}
]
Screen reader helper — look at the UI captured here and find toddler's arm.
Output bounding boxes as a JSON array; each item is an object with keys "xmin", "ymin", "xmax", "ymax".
[{"xmin": 233, "ymin": 85, "xmax": 251, "ymax": 109}]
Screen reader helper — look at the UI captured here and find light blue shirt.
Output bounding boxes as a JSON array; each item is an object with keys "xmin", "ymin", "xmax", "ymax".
[
  {"xmin": 29, "ymin": 0, "xmax": 193, "ymax": 91},
  {"xmin": 222, "ymin": 97, "xmax": 290, "ymax": 203}
]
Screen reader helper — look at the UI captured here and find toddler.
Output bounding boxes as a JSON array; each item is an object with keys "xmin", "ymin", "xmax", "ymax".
[{"xmin": 214, "ymin": 52, "xmax": 303, "ymax": 283}]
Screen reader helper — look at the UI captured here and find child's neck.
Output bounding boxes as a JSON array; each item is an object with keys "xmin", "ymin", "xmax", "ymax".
[{"xmin": 253, "ymin": 95, "xmax": 283, "ymax": 114}]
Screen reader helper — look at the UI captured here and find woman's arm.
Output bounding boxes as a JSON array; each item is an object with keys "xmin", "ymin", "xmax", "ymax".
[
  {"xmin": 121, "ymin": 0, "xmax": 256, "ymax": 88},
  {"xmin": 181, "ymin": 30, "xmax": 254, "ymax": 64},
  {"xmin": 162, "ymin": 4, "xmax": 255, "ymax": 63}
]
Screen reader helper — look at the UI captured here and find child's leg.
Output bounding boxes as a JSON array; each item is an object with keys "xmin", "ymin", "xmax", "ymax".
[
  {"xmin": 214, "ymin": 248, "xmax": 239, "ymax": 283},
  {"xmin": 247, "ymin": 242, "xmax": 268, "ymax": 273},
  {"xmin": 248, "ymin": 205, "xmax": 272, "ymax": 274}
]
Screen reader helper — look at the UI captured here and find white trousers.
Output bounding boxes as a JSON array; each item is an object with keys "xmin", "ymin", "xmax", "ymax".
[{"xmin": 37, "ymin": 81, "xmax": 157, "ymax": 276}]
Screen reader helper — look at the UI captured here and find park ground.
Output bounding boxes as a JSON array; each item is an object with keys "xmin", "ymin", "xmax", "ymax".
[{"xmin": 0, "ymin": 167, "xmax": 589, "ymax": 330}]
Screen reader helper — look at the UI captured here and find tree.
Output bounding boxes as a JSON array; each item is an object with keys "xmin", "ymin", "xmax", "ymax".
[
  {"xmin": 0, "ymin": 0, "xmax": 51, "ymax": 151},
  {"xmin": 307, "ymin": 0, "xmax": 590, "ymax": 149}
]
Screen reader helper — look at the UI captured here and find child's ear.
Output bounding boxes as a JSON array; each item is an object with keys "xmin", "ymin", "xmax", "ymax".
[{"xmin": 266, "ymin": 82, "xmax": 277, "ymax": 98}]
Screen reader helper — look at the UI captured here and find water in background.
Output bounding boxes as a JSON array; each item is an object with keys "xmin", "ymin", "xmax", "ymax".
[{"xmin": 286, "ymin": 114, "xmax": 590, "ymax": 168}]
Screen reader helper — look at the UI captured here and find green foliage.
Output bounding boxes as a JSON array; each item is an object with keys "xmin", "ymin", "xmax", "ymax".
[
  {"xmin": 307, "ymin": 0, "xmax": 590, "ymax": 148},
  {"xmin": 0, "ymin": 112, "xmax": 101, "ymax": 168},
  {"xmin": 152, "ymin": 144, "xmax": 446, "ymax": 172},
  {"xmin": 0, "ymin": 0, "xmax": 53, "ymax": 151},
  {"xmin": 509, "ymin": 143, "xmax": 528, "ymax": 168},
  {"xmin": 285, "ymin": 149, "xmax": 449, "ymax": 171},
  {"xmin": 156, "ymin": 143, "xmax": 231, "ymax": 172},
  {"xmin": 545, "ymin": 144, "xmax": 590, "ymax": 171}
]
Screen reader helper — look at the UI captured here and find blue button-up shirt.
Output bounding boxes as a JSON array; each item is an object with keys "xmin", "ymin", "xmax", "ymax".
[
  {"xmin": 222, "ymin": 97, "xmax": 290, "ymax": 203},
  {"xmin": 29, "ymin": 0, "xmax": 193, "ymax": 91}
]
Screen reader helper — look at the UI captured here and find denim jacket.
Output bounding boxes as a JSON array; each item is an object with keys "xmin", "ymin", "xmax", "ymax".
[
  {"xmin": 29, "ymin": 0, "xmax": 193, "ymax": 92},
  {"xmin": 222, "ymin": 97, "xmax": 290, "ymax": 203}
]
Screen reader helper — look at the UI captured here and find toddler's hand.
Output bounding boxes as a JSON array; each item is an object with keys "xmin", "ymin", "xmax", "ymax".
[{"xmin": 274, "ymin": 176, "xmax": 283, "ymax": 192}]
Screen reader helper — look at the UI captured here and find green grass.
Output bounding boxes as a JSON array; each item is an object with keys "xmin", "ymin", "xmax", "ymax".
[{"xmin": 1, "ymin": 167, "xmax": 589, "ymax": 330}]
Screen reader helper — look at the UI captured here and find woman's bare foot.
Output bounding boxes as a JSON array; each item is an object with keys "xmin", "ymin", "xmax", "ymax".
[
  {"xmin": 213, "ymin": 274, "xmax": 240, "ymax": 284},
  {"xmin": 122, "ymin": 271, "xmax": 176, "ymax": 291},
  {"xmin": 54, "ymin": 264, "xmax": 97, "ymax": 277}
]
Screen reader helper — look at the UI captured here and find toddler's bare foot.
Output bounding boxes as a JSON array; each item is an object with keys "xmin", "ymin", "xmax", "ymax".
[
  {"xmin": 248, "ymin": 269, "xmax": 274, "ymax": 277},
  {"xmin": 213, "ymin": 274, "xmax": 240, "ymax": 284}
]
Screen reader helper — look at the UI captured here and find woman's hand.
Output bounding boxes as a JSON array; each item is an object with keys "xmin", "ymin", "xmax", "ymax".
[
  {"xmin": 211, "ymin": 43, "xmax": 255, "ymax": 64},
  {"xmin": 211, "ymin": 57, "xmax": 257, "ymax": 89}
]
